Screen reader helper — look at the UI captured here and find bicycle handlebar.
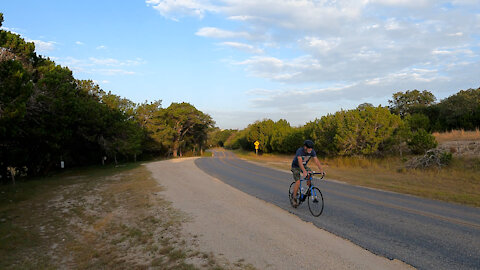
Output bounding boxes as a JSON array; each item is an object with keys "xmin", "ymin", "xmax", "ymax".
[{"xmin": 303, "ymin": 171, "xmax": 325, "ymax": 180}]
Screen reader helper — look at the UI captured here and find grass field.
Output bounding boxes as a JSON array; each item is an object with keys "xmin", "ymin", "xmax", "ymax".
[
  {"xmin": 433, "ymin": 128, "xmax": 480, "ymax": 143},
  {"xmin": 234, "ymin": 150, "xmax": 480, "ymax": 207},
  {"xmin": 0, "ymin": 162, "xmax": 255, "ymax": 270}
]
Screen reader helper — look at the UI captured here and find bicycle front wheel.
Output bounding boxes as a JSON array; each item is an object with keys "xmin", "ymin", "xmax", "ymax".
[{"xmin": 307, "ymin": 187, "xmax": 324, "ymax": 216}]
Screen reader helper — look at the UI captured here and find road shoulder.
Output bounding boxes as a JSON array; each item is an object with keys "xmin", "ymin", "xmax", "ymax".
[{"xmin": 146, "ymin": 158, "xmax": 414, "ymax": 270}]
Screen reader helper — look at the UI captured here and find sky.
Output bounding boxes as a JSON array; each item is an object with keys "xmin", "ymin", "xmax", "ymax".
[{"xmin": 1, "ymin": 0, "xmax": 479, "ymax": 129}]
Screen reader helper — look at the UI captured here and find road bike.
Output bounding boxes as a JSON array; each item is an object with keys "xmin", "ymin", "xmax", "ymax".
[{"xmin": 288, "ymin": 172, "xmax": 325, "ymax": 216}]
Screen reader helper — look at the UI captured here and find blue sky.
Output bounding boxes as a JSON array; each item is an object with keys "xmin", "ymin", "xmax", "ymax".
[{"xmin": 1, "ymin": 0, "xmax": 479, "ymax": 129}]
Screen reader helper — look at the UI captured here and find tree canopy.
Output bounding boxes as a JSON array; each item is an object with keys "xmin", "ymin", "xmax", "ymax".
[
  {"xmin": 0, "ymin": 13, "xmax": 213, "ymax": 182},
  {"xmin": 389, "ymin": 90, "xmax": 436, "ymax": 117}
]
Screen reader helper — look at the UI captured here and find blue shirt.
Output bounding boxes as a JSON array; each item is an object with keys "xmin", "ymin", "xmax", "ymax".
[{"xmin": 291, "ymin": 147, "xmax": 317, "ymax": 168}]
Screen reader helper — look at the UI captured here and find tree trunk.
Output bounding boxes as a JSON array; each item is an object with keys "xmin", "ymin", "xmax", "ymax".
[
  {"xmin": 8, "ymin": 167, "xmax": 15, "ymax": 185},
  {"xmin": 134, "ymin": 154, "xmax": 137, "ymax": 163},
  {"xmin": 172, "ymin": 140, "xmax": 179, "ymax": 157},
  {"xmin": 114, "ymin": 153, "xmax": 118, "ymax": 166}
]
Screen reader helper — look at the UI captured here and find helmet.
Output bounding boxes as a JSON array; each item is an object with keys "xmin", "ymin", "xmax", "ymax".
[{"xmin": 304, "ymin": 140, "xmax": 314, "ymax": 149}]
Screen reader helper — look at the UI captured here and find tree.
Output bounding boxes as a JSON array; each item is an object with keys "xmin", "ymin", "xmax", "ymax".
[
  {"xmin": 76, "ymin": 79, "xmax": 105, "ymax": 101},
  {"xmin": 434, "ymin": 88, "xmax": 480, "ymax": 131},
  {"xmin": 281, "ymin": 127, "xmax": 305, "ymax": 153},
  {"xmin": 405, "ymin": 113, "xmax": 430, "ymax": 132},
  {"xmin": 207, "ymin": 128, "xmax": 236, "ymax": 148},
  {"xmin": 158, "ymin": 102, "xmax": 214, "ymax": 157},
  {"xmin": 0, "ymin": 24, "xmax": 36, "ymax": 66},
  {"xmin": 135, "ymin": 100, "xmax": 162, "ymax": 129},
  {"xmin": 245, "ymin": 119, "xmax": 275, "ymax": 153},
  {"xmin": 305, "ymin": 106, "xmax": 402, "ymax": 156},
  {"xmin": 270, "ymin": 119, "xmax": 293, "ymax": 153},
  {"xmin": 305, "ymin": 115, "xmax": 339, "ymax": 156},
  {"xmin": 356, "ymin": 106, "xmax": 402, "ymax": 155},
  {"xmin": 223, "ymin": 129, "xmax": 247, "ymax": 150},
  {"xmin": 102, "ymin": 92, "xmax": 136, "ymax": 117},
  {"xmin": 0, "ymin": 59, "xmax": 33, "ymax": 181},
  {"xmin": 389, "ymin": 90, "xmax": 436, "ymax": 117},
  {"xmin": 0, "ymin": 14, "xmax": 211, "ymax": 181},
  {"xmin": 134, "ymin": 100, "xmax": 163, "ymax": 154}
]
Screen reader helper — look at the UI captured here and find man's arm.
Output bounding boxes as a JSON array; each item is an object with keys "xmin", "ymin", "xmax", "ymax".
[
  {"xmin": 313, "ymin": 156, "xmax": 325, "ymax": 174},
  {"xmin": 297, "ymin": 156, "xmax": 308, "ymax": 178}
]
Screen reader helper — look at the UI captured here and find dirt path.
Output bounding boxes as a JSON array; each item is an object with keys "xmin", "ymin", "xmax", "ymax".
[{"xmin": 146, "ymin": 158, "xmax": 413, "ymax": 270}]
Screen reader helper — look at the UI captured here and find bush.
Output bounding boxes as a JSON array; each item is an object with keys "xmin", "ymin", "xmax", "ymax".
[
  {"xmin": 407, "ymin": 129, "xmax": 438, "ymax": 154},
  {"xmin": 440, "ymin": 151, "xmax": 453, "ymax": 165}
]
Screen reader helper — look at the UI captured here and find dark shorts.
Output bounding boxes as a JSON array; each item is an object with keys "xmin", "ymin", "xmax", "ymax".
[{"xmin": 291, "ymin": 166, "xmax": 312, "ymax": 181}]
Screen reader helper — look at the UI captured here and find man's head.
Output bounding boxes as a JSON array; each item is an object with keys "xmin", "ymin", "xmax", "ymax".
[{"xmin": 303, "ymin": 140, "xmax": 314, "ymax": 153}]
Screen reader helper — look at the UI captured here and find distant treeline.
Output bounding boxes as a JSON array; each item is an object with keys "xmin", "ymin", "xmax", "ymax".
[
  {"xmin": 209, "ymin": 88, "xmax": 480, "ymax": 157},
  {"xmin": 0, "ymin": 13, "xmax": 213, "ymax": 182}
]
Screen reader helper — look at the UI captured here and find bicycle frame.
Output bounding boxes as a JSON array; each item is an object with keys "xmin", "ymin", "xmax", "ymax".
[{"xmin": 296, "ymin": 172, "xmax": 324, "ymax": 202}]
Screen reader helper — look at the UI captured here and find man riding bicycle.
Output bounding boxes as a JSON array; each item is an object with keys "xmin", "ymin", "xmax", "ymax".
[{"xmin": 290, "ymin": 140, "xmax": 325, "ymax": 207}]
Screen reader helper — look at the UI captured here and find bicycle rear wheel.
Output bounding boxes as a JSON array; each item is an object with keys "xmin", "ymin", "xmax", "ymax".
[
  {"xmin": 307, "ymin": 187, "xmax": 324, "ymax": 216},
  {"xmin": 288, "ymin": 182, "xmax": 298, "ymax": 207}
]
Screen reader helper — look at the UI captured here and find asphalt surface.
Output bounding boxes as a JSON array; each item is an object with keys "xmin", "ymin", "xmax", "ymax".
[{"xmin": 195, "ymin": 150, "xmax": 480, "ymax": 270}]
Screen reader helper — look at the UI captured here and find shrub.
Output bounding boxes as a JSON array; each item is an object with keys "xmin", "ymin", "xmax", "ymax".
[{"xmin": 408, "ymin": 129, "xmax": 438, "ymax": 154}]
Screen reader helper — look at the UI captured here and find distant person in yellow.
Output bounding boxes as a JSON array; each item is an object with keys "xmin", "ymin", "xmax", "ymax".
[{"xmin": 290, "ymin": 140, "xmax": 325, "ymax": 207}]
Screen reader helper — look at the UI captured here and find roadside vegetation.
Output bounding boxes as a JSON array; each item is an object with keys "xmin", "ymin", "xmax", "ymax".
[
  {"xmin": 209, "ymin": 88, "xmax": 480, "ymax": 207},
  {"xmin": 1, "ymin": 12, "xmax": 213, "ymax": 183},
  {"xmin": 234, "ymin": 150, "xmax": 480, "ymax": 207},
  {"xmin": 0, "ymin": 163, "xmax": 256, "ymax": 270},
  {"xmin": 210, "ymin": 88, "xmax": 480, "ymax": 158}
]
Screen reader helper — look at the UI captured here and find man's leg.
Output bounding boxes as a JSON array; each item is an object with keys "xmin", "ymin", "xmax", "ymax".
[
  {"xmin": 292, "ymin": 180, "xmax": 300, "ymax": 198},
  {"xmin": 291, "ymin": 167, "xmax": 301, "ymax": 206}
]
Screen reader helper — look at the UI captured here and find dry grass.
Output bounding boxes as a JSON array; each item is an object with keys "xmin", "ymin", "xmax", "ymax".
[
  {"xmin": 234, "ymin": 150, "xmax": 480, "ymax": 207},
  {"xmin": 0, "ymin": 162, "xmax": 256, "ymax": 270},
  {"xmin": 433, "ymin": 129, "xmax": 480, "ymax": 143}
]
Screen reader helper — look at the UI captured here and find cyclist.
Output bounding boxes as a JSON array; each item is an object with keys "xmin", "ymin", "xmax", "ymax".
[{"xmin": 290, "ymin": 140, "xmax": 325, "ymax": 207}]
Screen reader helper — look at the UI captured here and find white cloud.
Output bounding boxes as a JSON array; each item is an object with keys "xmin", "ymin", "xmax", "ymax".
[
  {"xmin": 370, "ymin": 0, "xmax": 432, "ymax": 8},
  {"xmin": 227, "ymin": 15, "xmax": 258, "ymax": 21},
  {"xmin": 303, "ymin": 37, "xmax": 341, "ymax": 54},
  {"xmin": 75, "ymin": 41, "xmax": 84, "ymax": 45},
  {"xmin": 92, "ymin": 79, "xmax": 111, "ymax": 84},
  {"xmin": 27, "ymin": 39, "xmax": 56, "ymax": 54},
  {"xmin": 55, "ymin": 56, "xmax": 144, "ymax": 76},
  {"xmin": 95, "ymin": 69, "xmax": 135, "ymax": 76},
  {"xmin": 89, "ymin": 57, "xmax": 146, "ymax": 66},
  {"xmin": 448, "ymin": 32, "xmax": 464, "ymax": 37},
  {"xmin": 196, "ymin": 27, "xmax": 253, "ymax": 39},
  {"xmin": 384, "ymin": 18, "xmax": 402, "ymax": 30},
  {"xmin": 220, "ymin": 41, "xmax": 263, "ymax": 54},
  {"xmin": 148, "ymin": 0, "xmax": 480, "ymax": 117},
  {"xmin": 146, "ymin": 0, "xmax": 218, "ymax": 20},
  {"xmin": 96, "ymin": 45, "xmax": 107, "ymax": 50},
  {"xmin": 0, "ymin": 26, "xmax": 22, "ymax": 34}
]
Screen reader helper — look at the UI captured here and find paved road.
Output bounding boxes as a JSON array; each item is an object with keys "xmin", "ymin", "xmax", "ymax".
[{"xmin": 195, "ymin": 149, "xmax": 480, "ymax": 270}]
